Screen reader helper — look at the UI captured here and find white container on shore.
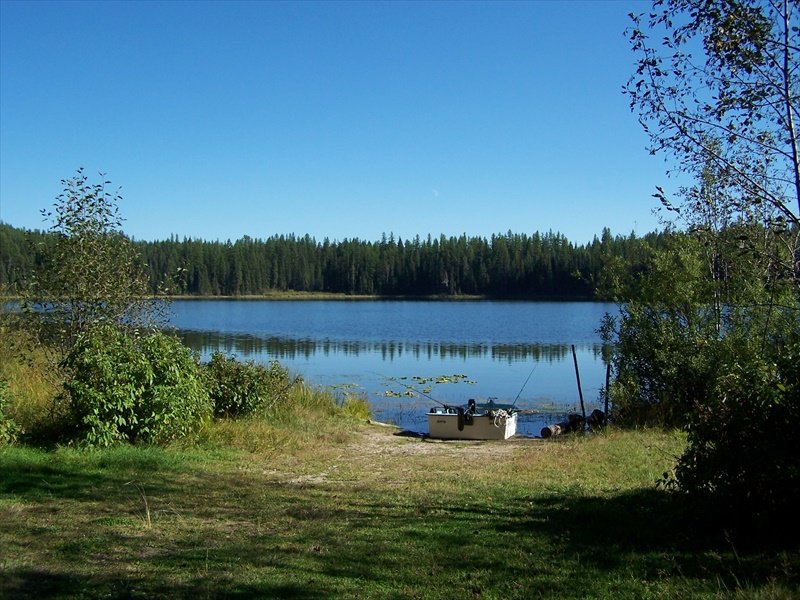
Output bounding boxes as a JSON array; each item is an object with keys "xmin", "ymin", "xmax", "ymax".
[{"xmin": 427, "ymin": 406, "xmax": 517, "ymax": 440}]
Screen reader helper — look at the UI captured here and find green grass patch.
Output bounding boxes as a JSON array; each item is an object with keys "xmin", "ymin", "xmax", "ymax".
[{"xmin": 1, "ymin": 427, "xmax": 796, "ymax": 599}]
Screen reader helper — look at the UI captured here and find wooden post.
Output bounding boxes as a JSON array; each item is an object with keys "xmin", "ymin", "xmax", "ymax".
[
  {"xmin": 571, "ymin": 344, "xmax": 586, "ymax": 422},
  {"xmin": 604, "ymin": 362, "xmax": 611, "ymax": 417}
]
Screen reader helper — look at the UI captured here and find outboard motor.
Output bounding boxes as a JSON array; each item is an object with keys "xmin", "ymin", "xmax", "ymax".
[{"xmin": 465, "ymin": 399, "xmax": 476, "ymax": 426}]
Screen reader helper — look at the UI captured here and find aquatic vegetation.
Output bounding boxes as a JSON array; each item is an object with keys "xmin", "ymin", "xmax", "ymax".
[{"xmin": 382, "ymin": 373, "xmax": 479, "ymax": 400}]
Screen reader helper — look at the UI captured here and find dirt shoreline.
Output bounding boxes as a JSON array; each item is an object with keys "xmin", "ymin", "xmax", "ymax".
[{"xmin": 353, "ymin": 422, "xmax": 543, "ymax": 458}]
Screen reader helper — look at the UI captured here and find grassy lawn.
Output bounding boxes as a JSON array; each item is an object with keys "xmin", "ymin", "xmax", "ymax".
[{"xmin": 0, "ymin": 426, "xmax": 797, "ymax": 599}]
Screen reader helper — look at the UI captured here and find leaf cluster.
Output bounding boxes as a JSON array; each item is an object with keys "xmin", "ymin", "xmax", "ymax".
[
  {"xmin": 675, "ymin": 330, "xmax": 800, "ymax": 533},
  {"xmin": 19, "ymin": 169, "xmax": 164, "ymax": 359},
  {"xmin": 626, "ymin": 0, "xmax": 800, "ymax": 280},
  {"xmin": 203, "ymin": 352, "xmax": 295, "ymax": 418},
  {"xmin": 62, "ymin": 325, "xmax": 211, "ymax": 447}
]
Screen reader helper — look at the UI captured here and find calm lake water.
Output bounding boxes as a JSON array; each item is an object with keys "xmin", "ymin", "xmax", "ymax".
[{"xmin": 169, "ymin": 300, "xmax": 617, "ymax": 437}]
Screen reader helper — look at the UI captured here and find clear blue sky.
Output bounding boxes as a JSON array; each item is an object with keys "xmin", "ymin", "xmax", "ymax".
[{"xmin": 1, "ymin": 0, "xmax": 675, "ymax": 245}]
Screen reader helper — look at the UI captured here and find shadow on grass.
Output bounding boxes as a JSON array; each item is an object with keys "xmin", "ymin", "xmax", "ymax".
[
  {"xmin": 0, "ymin": 447, "xmax": 191, "ymax": 502},
  {"xmin": 1, "ymin": 452, "xmax": 797, "ymax": 599},
  {"xmin": 2, "ymin": 569, "xmax": 327, "ymax": 600}
]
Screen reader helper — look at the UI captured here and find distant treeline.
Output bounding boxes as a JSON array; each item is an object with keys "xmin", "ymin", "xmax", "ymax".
[{"xmin": 0, "ymin": 223, "xmax": 669, "ymax": 298}]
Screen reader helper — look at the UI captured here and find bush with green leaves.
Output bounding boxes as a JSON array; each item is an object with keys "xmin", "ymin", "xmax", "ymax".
[
  {"xmin": 617, "ymin": 0, "xmax": 800, "ymax": 534},
  {"xmin": 600, "ymin": 237, "xmax": 725, "ymax": 426},
  {"xmin": 601, "ymin": 230, "xmax": 799, "ymax": 530},
  {"xmin": 63, "ymin": 325, "xmax": 211, "ymax": 447},
  {"xmin": 204, "ymin": 353, "xmax": 294, "ymax": 418},
  {"xmin": 674, "ymin": 333, "xmax": 800, "ymax": 532},
  {"xmin": 600, "ymin": 306, "xmax": 722, "ymax": 426},
  {"xmin": 20, "ymin": 170, "xmax": 164, "ymax": 362}
]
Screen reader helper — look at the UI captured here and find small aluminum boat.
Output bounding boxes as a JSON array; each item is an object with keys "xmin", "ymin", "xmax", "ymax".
[{"xmin": 427, "ymin": 399, "xmax": 517, "ymax": 440}]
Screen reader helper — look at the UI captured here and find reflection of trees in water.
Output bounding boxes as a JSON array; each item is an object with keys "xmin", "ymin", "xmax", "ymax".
[{"xmin": 176, "ymin": 329, "xmax": 606, "ymax": 364}]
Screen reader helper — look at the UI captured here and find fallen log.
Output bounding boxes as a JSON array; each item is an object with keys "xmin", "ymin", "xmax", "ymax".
[{"xmin": 540, "ymin": 413, "xmax": 585, "ymax": 438}]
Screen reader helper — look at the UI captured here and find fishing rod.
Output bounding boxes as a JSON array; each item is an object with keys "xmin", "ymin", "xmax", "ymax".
[{"xmin": 511, "ymin": 360, "xmax": 538, "ymax": 408}]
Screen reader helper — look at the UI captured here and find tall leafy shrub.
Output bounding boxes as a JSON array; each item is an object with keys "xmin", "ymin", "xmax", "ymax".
[
  {"xmin": 20, "ymin": 169, "xmax": 164, "ymax": 362},
  {"xmin": 204, "ymin": 352, "xmax": 293, "ymax": 418},
  {"xmin": 602, "ymin": 233, "xmax": 799, "ymax": 529},
  {"xmin": 600, "ymin": 236, "xmax": 723, "ymax": 425},
  {"xmin": 602, "ymin": 306, "xmax": 719, "ymax": 426},
  {"xmin": 675, "ymin": 333, "xmax": 800, "ymax": 531},
  {"xmin": 64, "ymin": 325, "xmax": 211, "ymax": 447}
]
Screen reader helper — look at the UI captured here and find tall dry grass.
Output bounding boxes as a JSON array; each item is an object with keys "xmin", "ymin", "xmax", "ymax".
[
  {"xmin": 0, "ymin": 325, "xmax": 67, "ymax": 442},
  {"xmin": 189, "ymin": 381, "xmax": 371, "ymax": 454}
]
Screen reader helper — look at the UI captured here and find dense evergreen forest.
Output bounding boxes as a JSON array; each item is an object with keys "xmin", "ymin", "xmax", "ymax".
[{"xmin": 0, "ymin": 222, "xmax": 668, "ymax": 298}]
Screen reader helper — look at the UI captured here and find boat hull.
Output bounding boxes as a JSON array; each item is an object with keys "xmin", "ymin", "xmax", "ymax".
[{"xmin": 427, "ymin": 409, "xmax": 517, "ymax": 440}]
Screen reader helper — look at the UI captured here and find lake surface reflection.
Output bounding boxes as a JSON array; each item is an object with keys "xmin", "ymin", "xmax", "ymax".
[{"xmin": 170, "ymin": 300, "xmax": 616, "ymax": 437}]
